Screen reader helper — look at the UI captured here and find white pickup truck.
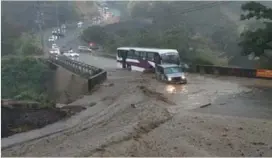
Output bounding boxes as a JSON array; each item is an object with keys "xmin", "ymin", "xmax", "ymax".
[
  {"xmin": 78, "ymin": 46, "xmax": 92, "ymax": 53},
  {"xmin": 49, "ymin": 48, "xmax": 60, "ymax": 55},
  {"xmin": 63, "ymin": 49, "xmax": 79, "ymax": 57}
]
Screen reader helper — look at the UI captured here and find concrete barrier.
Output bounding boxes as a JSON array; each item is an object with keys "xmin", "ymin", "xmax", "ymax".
[{"xmin": 189, "ymin": 64, "xmax": 272, "ymax": 79}]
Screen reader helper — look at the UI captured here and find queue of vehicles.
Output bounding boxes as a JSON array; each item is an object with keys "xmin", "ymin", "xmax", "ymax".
[{"xmin": 49, "ymin": 43, "xmax": 79, "ymax": 58}]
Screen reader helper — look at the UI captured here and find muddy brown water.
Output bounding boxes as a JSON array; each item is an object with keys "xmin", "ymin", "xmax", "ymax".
[
  {"xmin": 194, "ymin": 87, "xmax": 272, "ymax": 120},
  {"xmin": 79, "ymin": 51, "xmax": 272, "ymax": 120}
]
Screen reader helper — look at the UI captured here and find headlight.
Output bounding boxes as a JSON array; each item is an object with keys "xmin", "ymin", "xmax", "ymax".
[
  {"xmin": 181, "ymin": 75, "xmax": 185, "ymax": 79},
  {"xmin": 168, "ymin": 77, "xmax": 172, "ymax": 81}
]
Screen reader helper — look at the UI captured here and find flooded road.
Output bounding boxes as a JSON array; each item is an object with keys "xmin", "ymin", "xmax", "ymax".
[{"xmin": 76, "ymin": 52, "xmax": 272, "ymax": 120}]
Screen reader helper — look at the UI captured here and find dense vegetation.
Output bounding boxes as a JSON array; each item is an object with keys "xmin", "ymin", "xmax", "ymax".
[
  {"xmin": 1, "ymin": 16, "xmax": 52, "ymax": 103},
  {"xmin": 1, "ymin": 1, "xmax": 79, "ymax": 104},
  {"xmin": 1, "ymin": 57, "xmax": 54, "ymax": 105},
  {"xmin": 82, "ymin": 1, "xmax": 272, "ymax": 68},
  {"xmin": 1, "ymin": 1, "xmax": 80, "ymax": 32},
  {"xmin": 239, "ymin": 2, "xmax": 272, "ymax": 68},
  {"xmin": 81, "ymin": 2, "xmax": 239, "ymax": 66}
]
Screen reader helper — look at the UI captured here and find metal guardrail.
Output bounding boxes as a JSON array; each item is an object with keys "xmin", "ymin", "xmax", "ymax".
[
  {"xmin": 189, "ymin": 64, "xmax": 272, "ymax": 79},
  {"xmin": 81, "ymin": 51, "xmax": 271, "ymax": 79},
  {"xmin": 48, "ymin": 55, "xmax": 107, "ymax": 91}
]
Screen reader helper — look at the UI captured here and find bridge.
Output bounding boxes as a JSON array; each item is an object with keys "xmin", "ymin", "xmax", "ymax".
[{"xmin": 48, "ymin": 55, "xmax": 107, "ymax": 92}]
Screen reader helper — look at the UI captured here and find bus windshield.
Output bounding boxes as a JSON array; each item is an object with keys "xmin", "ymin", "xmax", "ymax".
[
  {"xmin": 164, "ymin": 67, "xmax": 182, "ymax": 74},
  {"xmin": 160, "ymin": 52, "xmax": 180, "ymax": 65}
]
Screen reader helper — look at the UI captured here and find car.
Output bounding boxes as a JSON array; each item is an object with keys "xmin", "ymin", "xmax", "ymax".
[
  {"xmin": 89, "ymin": 42, "xmax": 99, "ymax": 50},
  {"xmin": 64, "ymin": 49, "xmax": 79, "ymax": 57},
  {"xmin": 49, "ymin": 48, "xmax": 60, "ymax": 55},
  {"xmin": 77, "ymin": 21, "xmax": 83, "ymax": 28},
  {"xmin": 52, "ymin": 43, "xmax": 57, "ymax": 47},
  {"xmin": 52, "ymin": 32, "xmax": 64, "ymax": 38},
  {"xmin": 70, "ymin": 52, "xmax": 79, "ymax": 57},
  {"xmin": 68, "ymin": 48, "xmax": 74, "ymax": 54},
  {"xmin": 78, "ymin": 46, "xmax": 92, "ymax": 52},
  {"xmin": 48, "ymin": 37, "xmax": 55, "ymax": 42},
  {"xmin": 53, "ymin": 35, "xmax": 58, "ymax": 40},
  {"xmin": 61, "ymin": 24, "xmax": 66, "ymax": 29},
  {"xmin": 155, "ymin": 64, "xmax": 187, "ymax": 84},
  {"xmin": 64, "ymin": 52, "xmax": 79, "ymax": 58},
  {"xmin": 52, "ymin": 43, "xmax": 59, "ymax": 49}
]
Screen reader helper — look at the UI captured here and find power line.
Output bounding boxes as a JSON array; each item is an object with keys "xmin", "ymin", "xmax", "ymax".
[
  {"xmin": 56, "ymin": 2, "xmax": 60, "ymax": 29},
  {"xmin": 36, "ymin": 1, "xmax": 45, "ymax": 52},
  {"xmin": 179, "ymin": 2, "xmax": 232, "ymax": 15}
]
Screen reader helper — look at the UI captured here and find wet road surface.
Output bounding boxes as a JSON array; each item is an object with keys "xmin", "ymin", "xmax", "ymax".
[{"xmin": 76, "ymin": 51, "xmax": 272, "ymax": 120}]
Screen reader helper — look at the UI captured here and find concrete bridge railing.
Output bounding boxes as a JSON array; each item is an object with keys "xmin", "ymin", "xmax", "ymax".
[{"xmin": 48, "ymin": 55, "xmax": 107, "ymax": 91}]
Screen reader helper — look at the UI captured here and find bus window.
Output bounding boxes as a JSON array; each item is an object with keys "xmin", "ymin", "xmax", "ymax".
[
  {"xmin": 117, "ymin": 50, "xmax": 122, "ymax": 58},
  {"xmin": 118, "ymin": 50, "xmax": 128, "ymax": 58},
  {"xmin": 127, "ymin": 50, "xmax": 135, "ymax": 58},
  {"xmin": 147, "ymin": 52, "xmax": 155, "ymax": 61},
  {"xmin": 154, "ymin": 53, "xmax": 161, "ymax": 64},
  {"xmin": 134, "ymin": 51, "xmax": 140, "ymax": 59},
  {"xmin": 138, "ymin": 51, "xmax": 146, "ymax": 60}
]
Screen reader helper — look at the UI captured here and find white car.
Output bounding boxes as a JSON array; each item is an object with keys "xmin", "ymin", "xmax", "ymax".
[
  {"xmin": 61, "ymin": 24, "xmax": 66, "ymax": 29},
  {"xmin": 48, "ymin": 37, "xmax": 55, "ymax": 42},
  {"xmin": 64, "ymin": 52, "xmax": 79, "ymax": 57},
  {"xmin": 78, "ymin": 46, "xmax": 92, "ymax": 52},
  {"xmin": 52, "ymin": 43, "xmax": 58, "ymax": 49},
  {"xmin": 53, "ymin": 35, "xmax": 58, "ymax": 40},
  {"xmin": 70, "ymin": 52, "xmax": 79, "ymax": 57},
  {"xmin": 68, "ymin": 49, "xmax": 74, "ymax": 53},
  {"xmin": 49, "ymin": 48, "xmax": 60, "ymax": 55},
  {"xmin": 77, "ymin": 21, "xmax": 83, "ymax": 28}
]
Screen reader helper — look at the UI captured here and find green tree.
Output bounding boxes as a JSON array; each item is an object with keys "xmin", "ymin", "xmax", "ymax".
[
  {"xmin": 14, "ymin": 33, "xmax": 43, "ymax": 56},
  {"xmin": 1, "ymin": 57, "xmax": 53, "ymax": 105},
  {"xmin": 81, "ymin": 26, "xmax": 109, "ymax": 44},
  {"xmin": 1, "ymin": 16, "xmax": 24, "ymax": 56},
  {"xmin": 239, "ymin": 1, "xmax": 272, "ymax": 57}
]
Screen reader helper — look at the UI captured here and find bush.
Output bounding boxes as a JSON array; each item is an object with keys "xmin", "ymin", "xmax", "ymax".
[{"xmin": 1, "ymin": 57, "xmax": 54, "ymax": 106}]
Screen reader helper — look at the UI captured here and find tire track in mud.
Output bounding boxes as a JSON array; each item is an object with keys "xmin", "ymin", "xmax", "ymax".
[
  {"xmin": 137, "ymin": 85, "xmax": 176, "ymax": 105},
  {"xmin": 79, "ymin": 103, "xmax": 173, "ymax": 157},
  {"xmin": 1, "ymin": 81, "xmax": 126, "ymax": 150}
]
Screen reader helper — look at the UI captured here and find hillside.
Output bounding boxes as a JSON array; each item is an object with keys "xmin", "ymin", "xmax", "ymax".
[
  {"xmin": 100, "ymin": 1, "xmax": 272, "ymax": 68},
  {"xmin": 75, "ymin": 1, "xmax": 100, "ymax": 21}
]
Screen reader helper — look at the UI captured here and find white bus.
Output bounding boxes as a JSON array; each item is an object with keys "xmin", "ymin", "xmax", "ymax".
[{"xmin": 116, "ymin": 47, "xmax": 181, "ymax": 72}]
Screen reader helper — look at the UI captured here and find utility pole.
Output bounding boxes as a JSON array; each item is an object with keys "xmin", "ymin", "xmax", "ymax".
[
  {"xmin": 55, "ymin": 2, "xmax": 60, "ymax": 30},
  {"xmin": 36, "ymin": 1, "xmax": 45, "ymax": 54}
]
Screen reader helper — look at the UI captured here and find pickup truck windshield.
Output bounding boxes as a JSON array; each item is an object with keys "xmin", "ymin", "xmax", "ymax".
[{"xmin": 164, "ymin": 67, "xmax": 182, "ymax": 74}]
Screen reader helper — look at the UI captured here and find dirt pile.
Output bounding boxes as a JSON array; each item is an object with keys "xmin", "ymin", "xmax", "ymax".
[{"xmin": 1, "ymin": 104, "xmax": 86, "ymax": 138}]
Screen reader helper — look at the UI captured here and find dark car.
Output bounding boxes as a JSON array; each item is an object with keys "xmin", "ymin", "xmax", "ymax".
[
  {"xmin": 52, "ymin": 32, "xmax": 64, "ymax": 38},
  {"xmin": 89, "ymin": 42, "xmax": 99, "ymax": 50}
]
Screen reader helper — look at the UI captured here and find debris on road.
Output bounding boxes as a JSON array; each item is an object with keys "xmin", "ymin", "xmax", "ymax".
[{"xmin": 200, "ymin": 103, "xmax": 212, "ymax": 108}]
